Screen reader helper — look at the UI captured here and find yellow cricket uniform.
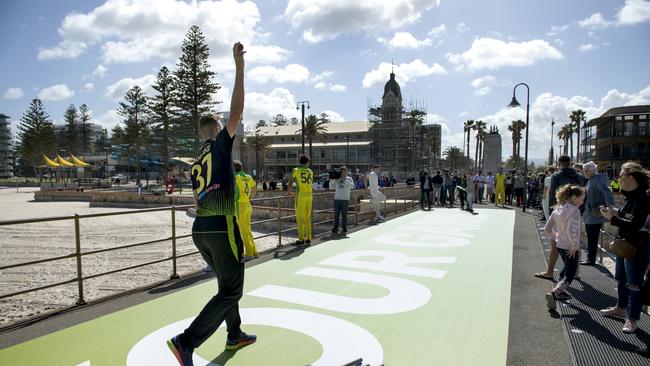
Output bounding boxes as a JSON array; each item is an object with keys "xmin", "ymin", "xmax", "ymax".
[
  {"xmin": 495, "ymin": 172, "xmax": 506, "ymax": 205},
  {"xmin": 235, "ymin": 172, "xmax": 257, "ymax": 256},
  {"xmin": 292, "ymin": 166, "xmax": 313, "ymax": 241}
]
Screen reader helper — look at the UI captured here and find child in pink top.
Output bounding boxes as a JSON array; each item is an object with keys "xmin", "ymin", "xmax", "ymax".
[{"xmin": 544, "ymin": 185, "xmax": 585, "ymax": 311}]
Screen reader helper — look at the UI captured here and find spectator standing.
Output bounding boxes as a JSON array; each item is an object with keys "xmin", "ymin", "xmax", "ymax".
[
  {"xmin": 485, "ymin": 172, "xmax": 495, "ymax": 203},
  {"xmin": 581, "ymin": 161, "xmax": 614, "ymax": 265},
  {"xmin": 431, "ymin": 170, "xmax": 443, "ymax": 206},
  {"xmin": 330, "ymin": 166, "xmax": 354, "ymax": 234},
  {"xmin": 419, "ymin": 170, "xmax": 433, "ymax": 209}
]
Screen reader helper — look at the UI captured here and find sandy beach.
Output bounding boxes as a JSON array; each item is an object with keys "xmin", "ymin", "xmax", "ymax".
[{"xmin": 0, "ymin": 187, "xmax": 294, "ymax": 326}]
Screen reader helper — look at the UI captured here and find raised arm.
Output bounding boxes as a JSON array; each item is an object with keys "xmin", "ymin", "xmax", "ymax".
[{"xmin": 227, "ymin": 42, "xmax": 245, "ymax": 137}]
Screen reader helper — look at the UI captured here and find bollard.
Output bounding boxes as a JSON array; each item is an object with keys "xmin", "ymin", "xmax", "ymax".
[
  {"xmin": 277, "ymin": 199, "xmax": 283, "ymax": 247},
  {"xmin": 355, "ymin": 199, "xmax": 359, "ymax": 226},
  {"xmin": 171, "ymin": 207, "xmax": 179, "ymax": 279},
  {"xmin": 74, "ymin": 215, "xmax": 86, "ymax": 305}
]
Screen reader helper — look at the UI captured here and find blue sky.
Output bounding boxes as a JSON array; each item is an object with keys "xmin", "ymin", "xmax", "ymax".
[{"xmin": 1, "ymin": 0, "xmax": 649, "ymax": 160}]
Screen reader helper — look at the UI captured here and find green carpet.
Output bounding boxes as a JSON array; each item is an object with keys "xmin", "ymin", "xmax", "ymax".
[{"xmin": 0, "ymin": 208, "xmax": 515, "ymax": 366}]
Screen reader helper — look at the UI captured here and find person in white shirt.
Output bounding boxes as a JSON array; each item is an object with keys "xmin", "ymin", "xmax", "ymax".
[
  {"xmin": 473, "ymin": 171, "xmax": 486, "ymax": 203},
  {"xmin": 542, "ymin": 166, "xmax": 556, "ymax": 221},
  {"xmin": 368, "ymin": 164, "xmax": 386, "ymax": 222},
  {"xmin": 330, "ymin": 166, "xmax": 355, "ymax": 234},
  {"xmin": 485, "ymin": 172, "xmax": 495, "ymax": 203}
]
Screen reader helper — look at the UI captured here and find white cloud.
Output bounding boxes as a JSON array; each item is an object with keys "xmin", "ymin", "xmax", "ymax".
[
  {"xmin": 362, "ymin": 59, "xmax": 446, "ymax": 88},
  {"xmin": 377, "ymin": 32, "xmax": 432, "ymax": 49},
  {"xmin": 546, "ymin": 24, "xmax": 569, "ymax": 36},
  {"xmin": 95, "ymin": 109, "xmax": 121, "ymax": 129},
  {"xmin": 3, "ymin": 87, "xmax": 24, "ymax": 99},
  {"xmin": 104, "ymin": 74, "xmax": 156, "ymax": 100},
  {"xmin": 578, "ymin": 13, "xmax": 613, "ymax": 29},
  {"xmin": 37, "ymin": 40, "xmax": 87, "ymax": 60},
  {"xmin": 93, "ymin": 65, "xmax": 108, "ymax": 78},
  {"xmin": 322, "ymin": 110, "xmax": 346, "ymax": 122},
  {"xmin": 248, "ymin": 64, "xmax": 310, "ymax": 84},
  {"xmin": 470, "ymin": 75, "xmax": 508, "ymax": 96},
  {"xmin": 600, "ymin": 85, "xmax": 650, "ymax": 110},
  {"xmin": 578, "ymin": 43, "xmax": 598, "ymax": 52},
  {"xmin": 40, "ymin": 0, "xmax": 287, "ymax": 65},
  {"xmin": 616, "ymin": 0, "xmax": 650, "ymax": 25},
  {"xmin": 284, "ymin": 0, "xmax": 441, "ymax": 43},
  {"xmin": 428, "ymin": 24, "xmax": 447, "ymax": 38},
  {"xmin": 244, "ymin": 88, "xmax": 299, "ymax": 127},
  {"xmin": 37, "ymin": 84, "xmax": 74, "ymax": 101},
  {"xmin": 446, "ymin": 37, "xmax": 563, "ymax": 71},
  {"xmin": 456, "ymin": 22, "xmax": 470, "ymax": 32},
  {"xmin": 310, "ymin": 71, "xmax": 346, "ymax": 92},
  {"xmin": 83, "ymin": 83, "xmax": 94, "ymax": 92}
]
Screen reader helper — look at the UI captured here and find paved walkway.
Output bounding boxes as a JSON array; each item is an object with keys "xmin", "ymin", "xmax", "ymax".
[{"xmin": 0, "ymin": 208, "xmax": 515, "ymax": 366}]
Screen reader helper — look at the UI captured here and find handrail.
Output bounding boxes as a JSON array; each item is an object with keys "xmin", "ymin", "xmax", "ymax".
[{"xmin": 0, "ymin": 186, "xmax": 421, "ymax": 329}]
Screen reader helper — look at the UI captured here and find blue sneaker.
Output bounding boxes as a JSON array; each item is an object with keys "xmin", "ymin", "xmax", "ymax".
[
  {"xmin": 225, "ymin": 332, "xmax": 257, "ymax": 351},
  {"xmin": 167, "ymin": 335, "xmax": 194, "ymax": 366}
]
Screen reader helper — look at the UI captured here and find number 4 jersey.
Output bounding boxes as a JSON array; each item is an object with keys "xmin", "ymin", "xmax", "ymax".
[
  {"xmin": 191, "ymin": 128, "xmax": 236, "ymax": 217},
  {"xmin": 292, "ymin": 166, "xmax": 314, "ymax": 194}
]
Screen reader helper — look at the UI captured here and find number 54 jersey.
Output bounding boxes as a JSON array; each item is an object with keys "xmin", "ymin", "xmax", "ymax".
[
  {"xmin": 292, "ymin": 166, "xmax": 313, "ymax": 195},
  {"xmin": 191, "ymin": 128, "xmax": 236, "ymax": 217}
]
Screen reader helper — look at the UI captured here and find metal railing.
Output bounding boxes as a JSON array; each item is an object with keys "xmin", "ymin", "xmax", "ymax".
[{"xmin": 0, "ymin": 185, "xmax": 420, "ymax": 329}]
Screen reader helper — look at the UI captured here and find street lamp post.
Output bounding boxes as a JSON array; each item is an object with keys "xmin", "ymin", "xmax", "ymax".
[
  {"xmin": 549, "ymin": 120, "xmax": 555, "ymax": 166},
  {"xmin": 507, "ymin": 82, "xmax": 530, "ymax": 213},
  {"xmin": 296, "ymin": 101, "xmax": 310, "ymax": 155}
]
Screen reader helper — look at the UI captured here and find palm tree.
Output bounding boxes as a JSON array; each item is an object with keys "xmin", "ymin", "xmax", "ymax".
[
  {"xmin": 443, "ymin": 146, "xmax": 465, "ymax": 171},
  {"xmin": 302, "ymin": 114, "xmax": 329, "ymax": 164},
  {"xmin": 473, "ymin": 120, "xmax": 487, "ymax": 171},
  {"xmin": 463, "ymin": 120, "xmax": 475, "ymax": 159},
  {"xmin": 406, "ymin": 109, "xmax": 426, "ymax": 170},
  {"xmin": 245, "ymin": 130, "xmax": 271, "ymax": 180},
  {"xmin": 569, "ymin": 109, "xmax": 586, "ymax": 162},
  {"xmin": 557, "ymin": 124, "xmax": 572, "ymax": 157},
  {"xmin": 508, "ymin": 119, "xmax": 526, "ymax": 167}
]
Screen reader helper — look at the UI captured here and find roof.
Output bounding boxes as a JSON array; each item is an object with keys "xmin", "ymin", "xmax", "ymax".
[
  {"xmin": 268, "ymin": 141, "xmax": 373, "ymax": 149},
  {"xmin": 254, "ymin": 121, "xmax": 370, "ymax": 137},
  {"xmin": 585, "ymin": 105, "xmax": 650, "ymax": 127},
  {"xmin": 383, "ymin": 72, "xmax": 402, "ymax": 99}
]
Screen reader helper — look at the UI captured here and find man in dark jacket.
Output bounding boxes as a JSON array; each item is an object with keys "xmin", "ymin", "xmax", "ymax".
[
  {"xmin": 419, "ymin": 170, "xmax": 433, "ymax": 209},
  {"xmin": 431, "ymin": 170, "xmax": 443, "ymax": 206},
  {"xmin": 581, "ymin": 161, "xmax": 614, "ymax": 265},
  {"xmin": 535, "ymin": 155, "xmax": 587, "ymax": 281}
]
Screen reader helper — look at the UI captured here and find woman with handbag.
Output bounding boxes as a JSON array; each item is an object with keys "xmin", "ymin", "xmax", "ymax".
[{"xmin": 599, "ymin": 162, "xmax": 650, "ymax": 334}]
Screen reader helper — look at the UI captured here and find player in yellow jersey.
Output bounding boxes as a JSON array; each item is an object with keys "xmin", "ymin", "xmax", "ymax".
[
  {"xmin": 288, "ymin": 154, "xmax": 313, "ymax": 245},
  {"xmin": 494, "ymin": 167, "xmax": 507, "ymax": 207},
  {"xmin": 234, "ymin": 160, "xmax": 258, "ymax": 260}
]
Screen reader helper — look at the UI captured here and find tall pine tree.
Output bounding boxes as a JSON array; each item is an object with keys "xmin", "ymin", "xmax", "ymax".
[
  {"xmin": 116, "ymin": 86, "xmax": 151, "ymax": 185},
  {"xmin": 78, "ymin": 104, "xmax": 92, "ymax": 154},
  {"xmin": 150, "ymin": 66, "xmax": 176, "ymax": 170},
  {"xmin": 62, "ymin": 104, "xmax": 79, "ymax": 155},
  {"xmin": 173, "ymin": 25, "xmax": 220, "ymax": 156},
  {"xmin": 16, "ymin": 99, "xmax": 57, "ymax": 175}
]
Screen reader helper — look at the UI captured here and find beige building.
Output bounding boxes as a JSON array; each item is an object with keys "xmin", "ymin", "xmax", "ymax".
[{"xmin": 247, "ymin": 121, "xmax": 372, "ymax": 180}]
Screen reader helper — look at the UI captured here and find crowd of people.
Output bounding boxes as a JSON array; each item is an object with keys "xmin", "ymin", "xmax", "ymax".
[{"xmin": 538, "ymin": 156, "xmax": 650, "ymax": 337}]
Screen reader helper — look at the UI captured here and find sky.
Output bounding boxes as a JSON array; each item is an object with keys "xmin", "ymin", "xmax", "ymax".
[{"xmin": 1, "ymin": 0, "xmax": 649, "ymax": 160}]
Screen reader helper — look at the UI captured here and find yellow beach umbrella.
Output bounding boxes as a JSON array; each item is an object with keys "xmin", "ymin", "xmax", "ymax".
[
  {"xmin": 43, "ymin": 155, "xmax": 60, "ymax": 167},
  {"xmin": 70, "ymin": 154, "xmax": 91, "ymax": 167},
  {"xmin": 56, "ymin": 154, "xmax": 74, "ymax": 167}
]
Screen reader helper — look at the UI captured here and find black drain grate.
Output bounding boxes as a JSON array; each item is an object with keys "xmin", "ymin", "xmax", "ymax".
[{"xmin": 536, "ymin": 220, "xmax": 650, "ymax": 365}]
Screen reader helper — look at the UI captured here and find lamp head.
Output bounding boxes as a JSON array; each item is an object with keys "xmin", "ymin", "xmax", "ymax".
[{"xmin": 507, "ymin": 96, "xmax": 521, "ymax": 108}]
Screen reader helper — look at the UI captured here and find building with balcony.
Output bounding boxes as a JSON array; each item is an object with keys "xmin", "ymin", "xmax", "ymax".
[
  {"xmin": 250, "ymin": 121, "xmax": 372, "ymax": 179},
  {"xmin": 581, "ymin": 105, "xmax": 650, "ymax": 175},
  {"xmin": 0, "ymin": 114, "xmax": 13, "ymax": 178}
]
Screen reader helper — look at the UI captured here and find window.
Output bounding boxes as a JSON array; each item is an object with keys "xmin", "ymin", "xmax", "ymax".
[
  {"xmin": 277, "ymin": 151, "xmax": 286, "ymax": 159},
  {"xmin": 612, "ymin": 143, "xmax": 621, "ymax": 158},
  {"xmin": 291, "ymin": 137, "xmax": 295, "ymax": 141},
  {"xmin": 281, "ymin": 137, "xmax": 285, "ymax": 141},
  {"xmin": 638, "ymin": 143, "xmax": 646, "ymax": 158},
  {"xmin": 320, "ymin": 149, "xmax": 326, "ymax": 159},
  {"xmin": 640, "ymin": 114, "xmax": 647, "ymax": 120},
  {"xmin": 616, "ymin": 116, "xmax": 623, "ymax": 121},
  {"xmin": 334, "ymin": 135, "xmax": 339, "ymax": 139},
  {"xmin": 624, "ymin": 115, "xmax": 634, "ymax": 120},
  {"xmin": 288, "ymin": 151, "xmax": 297, "ymax": 159},
  {"xmin": 358, "ymin": 149, "xmax": 368, "ymax": 158},
  {"xmin": 623, "ymin": 143, "xmax": 634, "ymax": 158},
  {"xmin": 624, "ymin": 122, "xmax": 634, "ymax": 136},
  {"xmin": 639, "ymin": 122, "xmax": 648, "ymax": 136}
]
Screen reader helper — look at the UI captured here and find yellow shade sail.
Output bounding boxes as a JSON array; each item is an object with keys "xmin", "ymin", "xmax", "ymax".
[
  {"xmin": 43, "ymin": 155, "xmax": 60, "ymax": 167},
  {"xmin": 56, "ymin": 155, "xmax": 74, "ymax": 167},
  {"xmin": 70, "ymin": 154, "xmax": 91, "ymax": 167}
]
